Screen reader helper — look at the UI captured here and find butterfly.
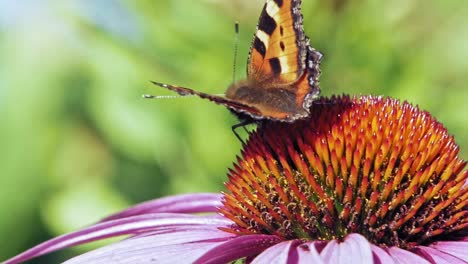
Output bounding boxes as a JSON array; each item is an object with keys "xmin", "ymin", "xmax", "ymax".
[{"xmin": 149, "ymin": 0, "xmax": 322, "ymax": 139}]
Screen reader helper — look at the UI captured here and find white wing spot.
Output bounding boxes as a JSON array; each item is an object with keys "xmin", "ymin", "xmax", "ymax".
[
  {"xmin": 266, "ymin": 0, "xmax": 280, "ymax": 17},
  {"xmin": 256, "ymin": 30, "xmax": 270, "ymax": 48},
  {"xmin": 279, "ymin": 56, "xmax": 291, "ymax": 74}
]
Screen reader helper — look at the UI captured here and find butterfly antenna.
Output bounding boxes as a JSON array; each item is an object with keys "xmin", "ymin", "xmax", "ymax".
[
  {"xmin": 232, "ymin": 21, "xmax": 240, "ymax": 84},
  {"xmin": 142, "ymin": 94, "xmax": 190, "ymax": 99}
]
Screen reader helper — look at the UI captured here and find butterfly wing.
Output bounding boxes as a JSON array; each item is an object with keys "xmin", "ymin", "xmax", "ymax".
[
  {"xmin": 247, "ymin": 0, "xmax": 308, "ymax": 85},
  {"xmin": 150, "ymin": 81, "xmax": 262, "ymax": 117},
  {"xmin": 225, "ymin": 0, "xmax": 322, "ymax": 121},
  {"xmin": 289, "ymin": 43, "xmax": 323, "ymax": 109}
]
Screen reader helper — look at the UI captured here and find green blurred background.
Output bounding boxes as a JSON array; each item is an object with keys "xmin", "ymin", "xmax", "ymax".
[{"xmin": 0, "ymin": 0, "xmax": 466, "ymax": 262}]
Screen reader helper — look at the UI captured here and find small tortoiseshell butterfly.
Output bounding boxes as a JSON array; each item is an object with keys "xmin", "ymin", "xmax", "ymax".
[{"xmin": 150, "ymin": 0, "xmax": 322, "ymax": 135}]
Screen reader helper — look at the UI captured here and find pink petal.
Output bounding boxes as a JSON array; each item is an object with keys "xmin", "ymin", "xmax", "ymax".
[
  {"xmin": 194, "ymin": 234, "xmax": 282, "ymax": 264},
  {"xmin": 251, "ymin": 240, "xmax": 301, "ymax": 264},
  {"xmin": 429, "ymin": 241, "xmax": 468, "ymax": 262},
  {"xmin": 295, "ymin": 242, "xmax": 324, "ymax": 263},
  {"xmin": 4, "ymin": 213, "xmax": 231, "ymax": 264},
  {"xmin": 386, "ymin": 247, "xmax": 430, "ymax": 264},
  {"xmin": 414, "ymin": 246, "xmax": 467, "ymax": 264},
  {"xmin": 65, "ymin": 228, "xmax": 234, "ymax": 264},
  {"xmin": 320, "ymin": 234, "xmax": 373, "ymax": 264},
  {"xmin": 370, "ymin": 245, "xmax": 395, "ymax": 264},
  {"xmin": 102, "ymin": 193, "xmax": 222, "ymax": 221}
]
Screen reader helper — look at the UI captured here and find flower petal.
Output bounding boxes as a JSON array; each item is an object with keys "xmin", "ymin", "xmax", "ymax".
[
  {"xmin": 64, "ymin": 228, "xmax": 233, "ymax": 264},
  {"xmin": 414, "ymin": 246, "xmax": 467, "ymax": 264},
  {"xmin": 370, "ymin": 245, "xmax": 395, "ymax": 264},
  {"xmin": 386, "ymin": 247, "xmax": 430, "ymax": 264},
  {"xmin": 103, "ymin": 193, "xmax": 222, "ymax": 221},
  {"xmin": 250, "ymin": 240, "xmax": 300, "ymax": 264},
  {"xmin": 295, "ymin": 242, "xmax": 324, "ymax": 263},
  {"xmin": 4, "ymin": 213, "xmax": 231, "ymax": 264},
  {"xmin": 320, "ymin": 234, "xmax": 373, "ymax": 264},
  {"xmin": 194, "ymin": 234, "xmax": 282, "ymax": 264},
  {"xmin": 428, "ymin": 241, "xmax": 468, "ymax": 262}
]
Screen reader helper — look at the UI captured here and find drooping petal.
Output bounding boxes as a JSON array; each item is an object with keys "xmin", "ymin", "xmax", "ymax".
[
  {"xmin": 4, "ymin": 213, "xmax": 231, "ymax": 264},
  {"xmin": 320, "ymin": 234, "xmax": 373, "ymax": 264},
  {"xmin": 294, "ymin": 242, "xmax": 324, "ymax": 263},
  {"xmin": 65, "ymin": 228, "xmax": 234, "ymax": 264},
  {"xmin": 414, "ymin": 246, "xmax": 467, "ymax": 264},
  {"xmin": 194, "ymin": 234, "xmax": 282, "ymax": 264},
  {"xmin": 370, "ymin": 245, "xmax": 395, "ymax": 264},
  {"xmin": 428, "ymin": 241, "xmax": 468, "ymax": 262},
  {"xmin": 251, "ymin": 240, "xmax": 300, "ymax": 264},
  {"xmin": 103, "ymin": 193, "xmax": 222, "ymax": 221},
  {"xmin": 386, "ymin": 247, "xmax": 430, "ymax": 264}
]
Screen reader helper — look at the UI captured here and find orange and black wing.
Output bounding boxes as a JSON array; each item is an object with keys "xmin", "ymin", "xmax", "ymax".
[
  {"xmin": 224, "ymin": 43, "xmax": 322, "ymax": 121},
  {"xmin": 289, "ymin": 43, "xmax": 323, "ymax": 111},
  {"xmin": 247, "ymin": 0, "xmax": 308, "ymax": 86}
]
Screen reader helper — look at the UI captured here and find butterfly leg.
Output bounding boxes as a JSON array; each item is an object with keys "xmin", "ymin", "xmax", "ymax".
[{"xmin": 232, "ymin": 120, "xmax": 255, "ymax": 144}]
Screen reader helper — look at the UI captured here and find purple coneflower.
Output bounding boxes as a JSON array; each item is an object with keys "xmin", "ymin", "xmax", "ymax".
[{"xmin": 4, "ymin": 96, "xmax": 467, "ymax": 264}]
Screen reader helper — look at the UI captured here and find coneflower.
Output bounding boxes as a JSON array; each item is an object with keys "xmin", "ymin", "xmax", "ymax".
[{"xmin": 4, "ymin": 96, "xmax": 467, "ymax": 264}]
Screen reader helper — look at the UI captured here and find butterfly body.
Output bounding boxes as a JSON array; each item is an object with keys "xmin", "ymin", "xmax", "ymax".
[{"xmin": 151, "ymin": 0, "xmax": 322, "ymax": 125}]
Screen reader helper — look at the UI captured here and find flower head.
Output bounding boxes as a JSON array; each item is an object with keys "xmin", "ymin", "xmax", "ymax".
[
  {"xmin": 221, "ymin": 95, "xmax": 467, "ymax": 250},
  {"xmin": 4, "ymin": 96, "xmax": 467, "ymax": 264}
]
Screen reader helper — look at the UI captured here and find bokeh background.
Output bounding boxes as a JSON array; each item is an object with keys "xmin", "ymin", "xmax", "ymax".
[{"xmin": 0, "ymin": 0, "xmax": 466, "ymax": 262}]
